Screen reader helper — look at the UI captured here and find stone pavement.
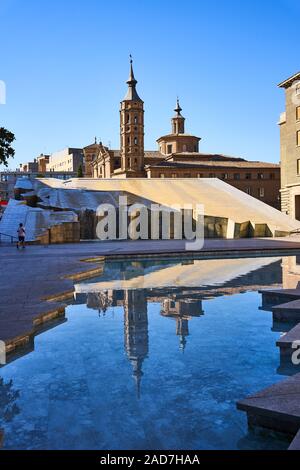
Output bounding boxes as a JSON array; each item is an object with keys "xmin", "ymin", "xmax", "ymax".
[{"xmin": 237, "ymin": 372, "xmax": 300, "ymax": 449}]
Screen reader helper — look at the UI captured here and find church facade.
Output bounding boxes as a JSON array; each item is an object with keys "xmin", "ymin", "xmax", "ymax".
[{"xmin": 83, "ymin": 60, "xmax": 280, "ymax": 209}]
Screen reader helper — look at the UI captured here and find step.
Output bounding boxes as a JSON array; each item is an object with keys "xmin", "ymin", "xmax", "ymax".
[
  {"xmin": 273, "ymin": 299, "xmax": 300, "ymax": 322},
  {"xmin": 237, "ymin": 373, "xmax": 300, "ymax": 437},
  {"xmin": 260, "ymin": 289, "xmax": 300, "ymax": 309}
]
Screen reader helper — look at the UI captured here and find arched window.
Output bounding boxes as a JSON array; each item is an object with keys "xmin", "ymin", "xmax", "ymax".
[
  {"xmin": 134, "ymin": 116, "xmax": 138, "ymax": 124},
  {"xmin": 134, "ymin": 137, "xmax": 138, "ymax": 145}
]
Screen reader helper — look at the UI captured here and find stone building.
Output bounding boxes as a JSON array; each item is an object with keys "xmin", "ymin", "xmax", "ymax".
[
  {"xmin": 278, "ymin": 71, "xmax": 300, "ymax": 218},
  {"xmin": 84, "ymin": 59, "xmax": 280, "ymax": 209},
  {"xmin": 46, "ymin": 147, "xmax": 84, "ymax": 173},
  {"xmin": 37, "ymin": 154, "xmax": 50, "ymax": 173},
  {"xmin": 20, "ymin": 159, "xmax": 38, "ymax": 173}
]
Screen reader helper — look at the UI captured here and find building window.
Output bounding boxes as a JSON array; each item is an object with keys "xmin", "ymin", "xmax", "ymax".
[
  {"xmin": 234, "ymin": 173, "xmax": 240, "ymax": 180},
  {"xmin": 134, "ymin": 137, "xmax": 138, "ymax": 145},
  {"xmin": 183, "ymin": 145, "xmax": 187, "ymax": 152},
  {"xmin": 167, "ymin": 144, "xmax": 173, "ymax": 154},
  {"xmin": 297, "ymin": 130, "xmax": 300, "ymax": 147},
  {"xmin": 221, "ymin": 173, "xmax": 228, "ymax": 180},
  {"xmin": 246, "ymin": 188, "xmax": 251, "ymax": 195},
  {"xmin": 245, "ymin": 173, "xmax": 252, "ymax": 180},
  {"xmin": 259, "ymin": 187, "xmax": 265, "ymax": 198},
  {"xmin": 257, "ymin": 173, "xmax": 264, "ymax": 180},
  {"xmin": 134, "ymin": 116, "xmax": 138, "ymax": 124},
  {"xmin": 297, "ymin": 159, "xmax": 300, "ymax": 175},
  {"xmin": 159, "ymin": 173, "xmax": 165, "ymax": 178},
  {"xmin": 297, "ymin": 107, "xmax": 300, "ymax": 121},
  {"xmin": 126, "ymin": 114, "xmax": 130, "ymax": 123},
  {"xmin": 127, "ymin": 137, "xmax": 130, "ymax": 144}
]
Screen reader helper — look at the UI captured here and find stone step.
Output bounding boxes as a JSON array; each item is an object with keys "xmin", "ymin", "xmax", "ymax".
[
  {"xmin": 276, "ymin": 322, "xmax": 300, "ymax": 372},
  {"xmin": 273, "ymin": 299, "xmax": 300, "ymax": 322},
  {"xmin": 260, "ymin": 288, "xmax": 300, "ymax": 309},
  {"xmin": 237, "ymin": 373, "xmax": 300, "ymax": 438}
]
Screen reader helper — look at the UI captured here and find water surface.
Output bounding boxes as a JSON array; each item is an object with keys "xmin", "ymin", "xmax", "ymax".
[{"xmin": 0, "ymin": 255, "xmax": 292, "ymax": 450}]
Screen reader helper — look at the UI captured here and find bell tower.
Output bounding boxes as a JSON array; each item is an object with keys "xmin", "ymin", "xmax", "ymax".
[
  {"xmin": 171, "ymin": 98, "xmax": 185, "ymax": 134},
  {"xmin": 119, "ymin": 57, "xmax": 145, "ymax": 177}
]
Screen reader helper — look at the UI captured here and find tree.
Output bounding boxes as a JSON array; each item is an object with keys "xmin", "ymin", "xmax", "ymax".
[
  {"xmin": 0, "ymin": 127, "xmax": 15, "ymax": 167},
  {"xmin": 77, "ymin": 164, "xmax": 83, "ymax": 178}
]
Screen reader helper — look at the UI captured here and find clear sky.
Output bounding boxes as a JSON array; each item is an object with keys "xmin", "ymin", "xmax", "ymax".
[{"xmin": 0, "ymin": 0, "xmax": 299, "ymax": 170}]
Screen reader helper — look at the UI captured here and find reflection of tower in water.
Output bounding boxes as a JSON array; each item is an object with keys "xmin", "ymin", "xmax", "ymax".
[
  {"xmin": 176, "ymin": 317, "xmax": 189, "ymax": 352},
  {"xmin": 161, "ymin": 299, "xmax": 203, "ymax": 352},
  {"xmin": 123, "ymin": 289, "xmax": 149, "ymax": 398}
]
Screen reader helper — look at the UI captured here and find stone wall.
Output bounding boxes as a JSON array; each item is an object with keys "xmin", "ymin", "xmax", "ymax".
[{"xmin": 38, "ymin": 222, "xmax": 80, "ymax": 244}]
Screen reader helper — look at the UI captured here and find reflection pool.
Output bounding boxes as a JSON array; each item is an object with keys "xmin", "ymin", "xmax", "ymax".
[{"xmin": 0, "ymin": 255, "xmax": 293, "ymax": 449}]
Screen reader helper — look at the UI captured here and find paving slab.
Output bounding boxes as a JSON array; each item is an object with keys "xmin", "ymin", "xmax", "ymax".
[
  {"xmin": 237, "ymin": 372, "xmax": 300, "ymax": 436},
  {"xmin": 277, "ymin": 322, "xmax": 300, "ymax": 350},
  {"xmin": 276, "ymin": 323, "xmax": 300, "ymax": 377},
  {"xmin": 273, "ymin": 299, "xmax": 300, "ymax": 322},
  {"xmin": 260, "ymin": 289, "xmax": 300, "ymax": 310}
]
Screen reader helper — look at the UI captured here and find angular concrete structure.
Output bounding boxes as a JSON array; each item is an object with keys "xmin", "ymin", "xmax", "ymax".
[
  {"xmin": 2, "ymin": 177, "xmax": 300, "ymax": 243},
  {"xmin": 34, "ymin": 177, "xmax": 300, "ymax": 239}
]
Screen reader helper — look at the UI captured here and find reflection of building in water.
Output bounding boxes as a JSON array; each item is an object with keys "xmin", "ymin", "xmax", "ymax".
[
  {"xmin": 75, "ymin": 257, "xmax": 283, "ymax": 395},
  {"xmin": 161, "ymin": 299, "xmax": 203, "ymax": 351},
  {"xmin": 123, "ymin": 290, "xmax": 149, "ymax": 398},
  {"xmin": 86, "ymin": 290, "xmax": 114, "ymax": 314}
]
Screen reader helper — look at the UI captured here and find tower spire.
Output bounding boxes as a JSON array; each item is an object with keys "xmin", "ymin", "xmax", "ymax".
[
  {"xmin": 174, "ymin": 97, "xmax": 182, "ymax": 116},
  {"xmin": 172, "ymin": 97, "xmax": 185, "ymax": 134},
  {"xmin": 124, "ymin": 55, "xmax": 142, "ymax": 101}
]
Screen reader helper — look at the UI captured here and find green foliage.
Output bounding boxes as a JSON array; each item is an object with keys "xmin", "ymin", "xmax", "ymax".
[{"xmin": 0, "ymin": 127, "xmax": 15, "ymax": 167}]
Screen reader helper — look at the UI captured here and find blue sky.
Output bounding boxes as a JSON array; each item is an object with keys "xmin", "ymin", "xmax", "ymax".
[{"xmin": 0, "ymin": 0, "xmax": 299, "ymax": 170}]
